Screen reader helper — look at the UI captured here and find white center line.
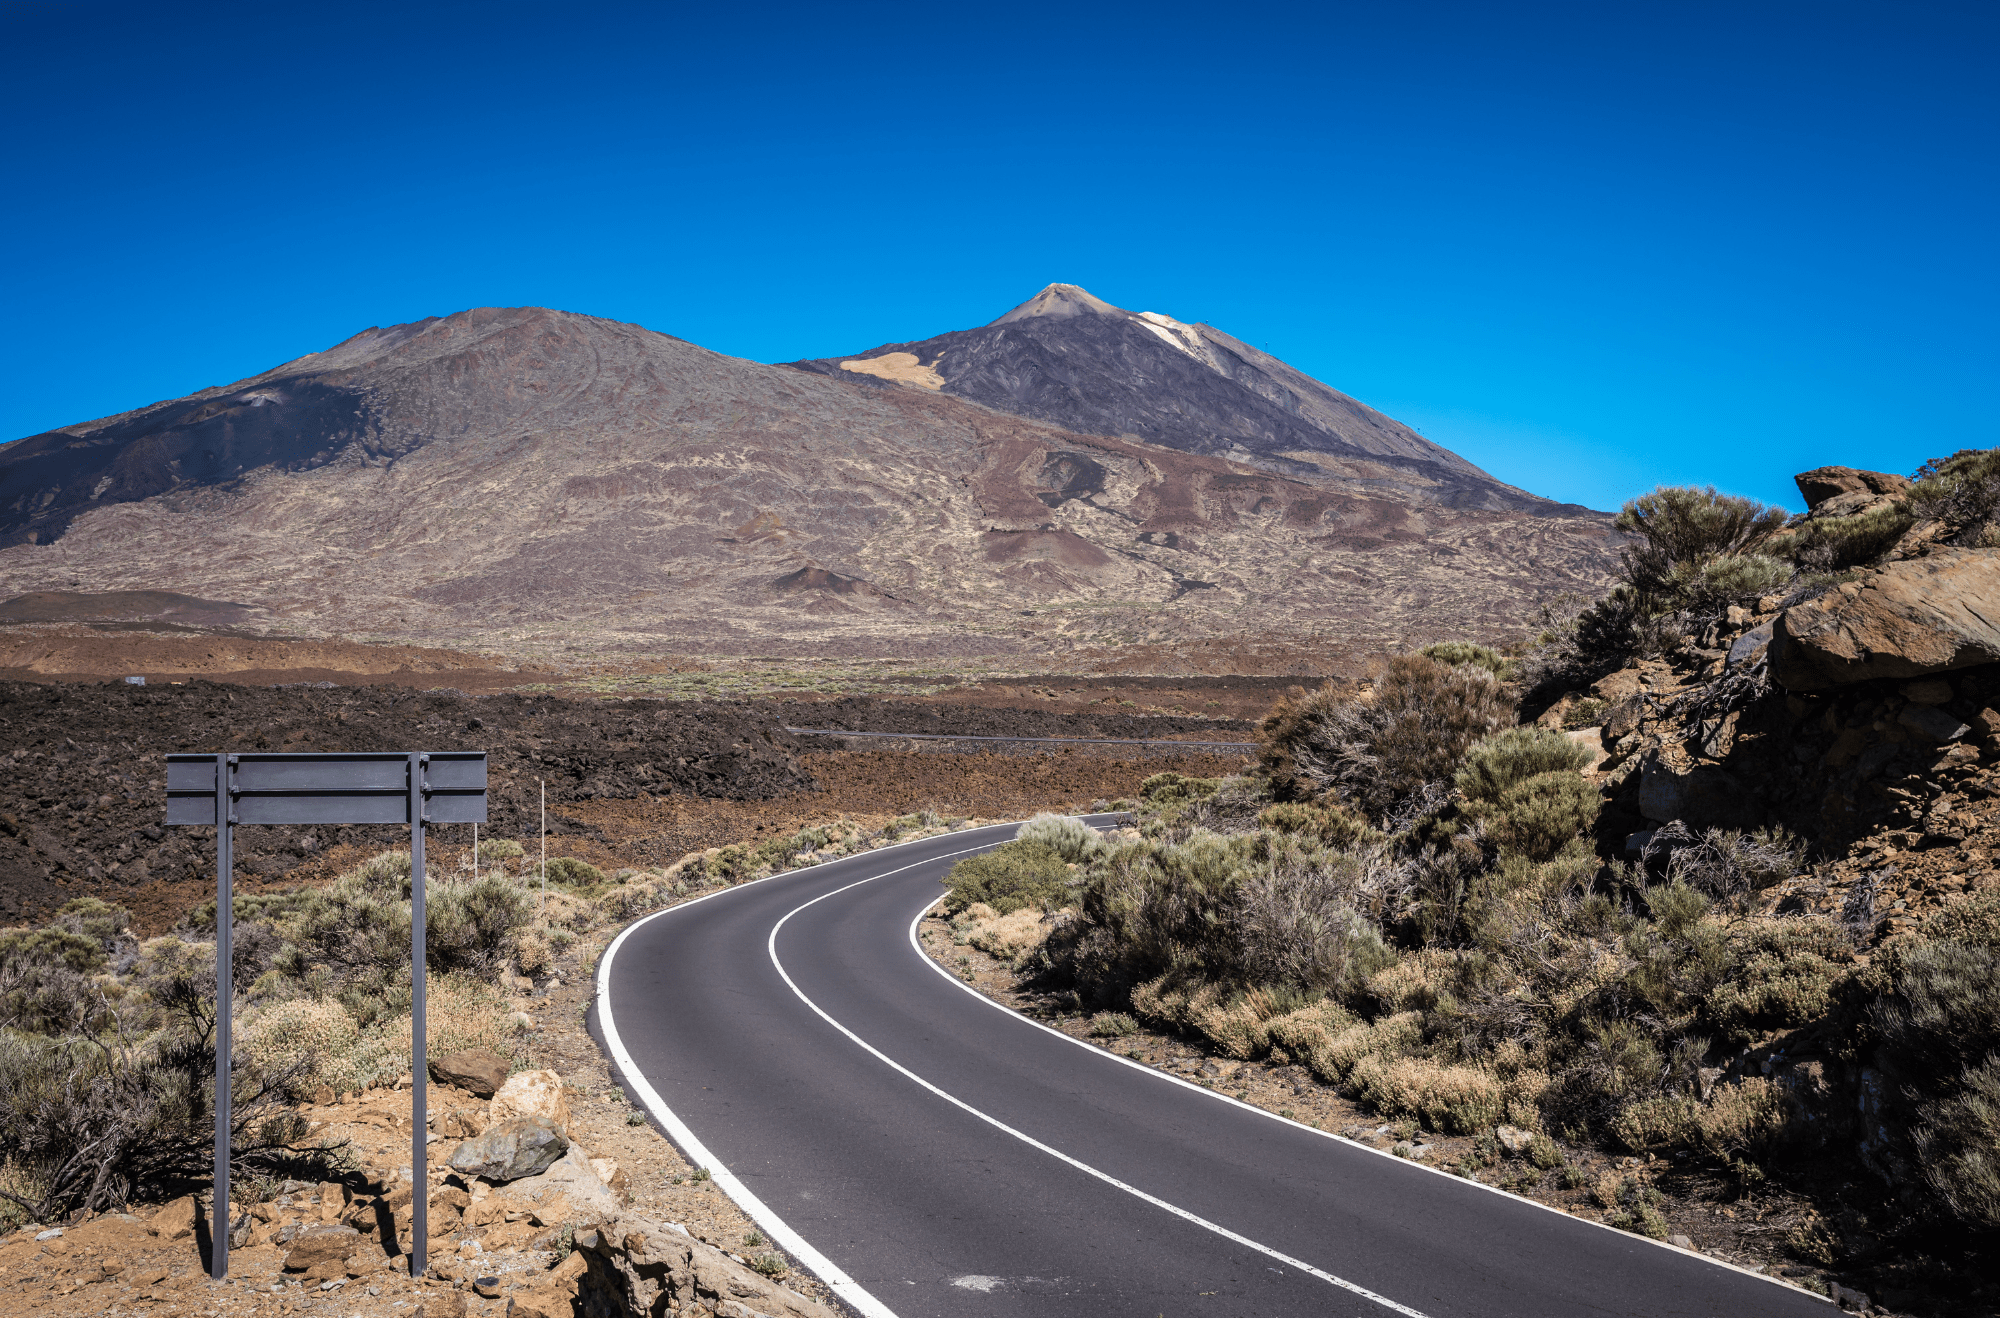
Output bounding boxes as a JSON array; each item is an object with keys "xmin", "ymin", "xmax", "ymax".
[{"xmin": 766, "ymin": 868, "xmax": 1433, "ymax": 1318}]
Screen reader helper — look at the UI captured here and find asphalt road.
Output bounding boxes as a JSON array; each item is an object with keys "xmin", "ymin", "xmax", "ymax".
[{"xmin": 595, "ymin": 820, "xmax": 1828, "ymax": 1318}]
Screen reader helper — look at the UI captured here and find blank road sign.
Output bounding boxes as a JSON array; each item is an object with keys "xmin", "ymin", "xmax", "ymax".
[{"xmin": 167, "ymin": 752, "xmax": 488, "ymax": 825}]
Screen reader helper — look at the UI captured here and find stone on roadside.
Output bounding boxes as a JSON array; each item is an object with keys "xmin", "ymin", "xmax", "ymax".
[
  {"xmin": 283, "ymin": 1224, "xmax": 363, "ymax": 1272},
  {"xmin": 429, "ymin": 1048, "xmax": 512, "ymax": 1098},
  {"xmin": 505, "ymin": 1144, "xmax": 621, "ymax": 1218},
  {"xmin": 447, "ymin": 1114, "xmax": 569, "ymax": 1182},
  {"xmin": 491, "ymin": 1069, "xmax": 571, "ymax": 1133},
  {"xmin": 1495, "ymin": 1125, "xmax": 1534, "ymax": 1155},
  {"xmin": 149, "ymin": 1196, "xmax": 197, "ymax": 1241}
]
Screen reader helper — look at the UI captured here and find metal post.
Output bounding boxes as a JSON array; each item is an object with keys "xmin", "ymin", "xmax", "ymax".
[
  {"xmin": 213, "ymin": 752, "xmax": 232, "ymax": 1281},
  {"xmin": 539, "ymin": 779, "xmax": 546, "ymax": 912},
  {"xmin": 409, "ymin": 752, "xmax": 428, "ymax": 1276}
]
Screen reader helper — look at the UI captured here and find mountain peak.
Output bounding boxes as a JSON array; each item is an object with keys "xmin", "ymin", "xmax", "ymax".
[{"xmin": 988, "ymin": 283, "xmax": 1125, "ymax": 326}]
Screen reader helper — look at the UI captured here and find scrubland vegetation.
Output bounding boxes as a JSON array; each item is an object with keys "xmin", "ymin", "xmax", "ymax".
[
  {"xmin": 0, "ymin": 810, "xmax": 970, "ymax": 1230},
  {"xmin": 945, "ymin": 456, "xmax": 2000, "ymax": 1304}
]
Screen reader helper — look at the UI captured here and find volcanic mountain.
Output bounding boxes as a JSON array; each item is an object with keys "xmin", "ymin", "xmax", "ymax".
[
  {"xmin": 789, "ymin": 284, "xmax": 1563, "ymax": 513},
  {"xmin": 0, "ymin": 303, "xmax": 1617, "ymax": 664}
]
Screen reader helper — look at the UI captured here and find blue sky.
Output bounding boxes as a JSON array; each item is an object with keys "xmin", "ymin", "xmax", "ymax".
[{"xmin": 2, "ymin": 1, "xmax": 1992, "ymax": 513}]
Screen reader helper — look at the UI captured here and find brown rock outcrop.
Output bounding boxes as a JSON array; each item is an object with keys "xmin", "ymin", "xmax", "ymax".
[
  {"xmin": 1794, "ymin": 466, "xmax": 1912, "ymax": 511},
  {"xmin": 571, "ymin": 1215, "xmax": 835, "ymax": 1318},
  {"xmin": 1772, "ymin": 548, "xmax": 2000, "ymax": 688},
  {"xmin": 430, "ymin": 1047, "xmax": 510, "ymax": 1097}
]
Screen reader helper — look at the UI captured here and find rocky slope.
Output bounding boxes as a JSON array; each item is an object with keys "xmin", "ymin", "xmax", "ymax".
[
  {"xmin": 789, "ymin": 282, "xmax": 1574, "ymax": 513},
  {"xmin": 0, "ymin": 306, "xmax": 1619, "ymax": 662}
]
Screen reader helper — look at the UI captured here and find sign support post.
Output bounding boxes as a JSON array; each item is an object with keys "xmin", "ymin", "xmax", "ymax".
[
  {"xmin": 213, "ymin": 753, "xmax": 233, "ymax": 1279},
  {"xmin": 167, "ymin": 751, "xmax": 484, "ymax": 1283},
  {"xmin": 408, "ymin": 751, "xmax": 428, "ymax": 1273}
]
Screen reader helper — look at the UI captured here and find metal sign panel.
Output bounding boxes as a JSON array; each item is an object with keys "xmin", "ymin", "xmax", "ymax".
[
  {"xmin": 164, "ymin": 749, "xmax": 484, "ymax": 1281},
  {"xmin": 166, "ymin": 751, "xmax": 488, "ymax": 826}
]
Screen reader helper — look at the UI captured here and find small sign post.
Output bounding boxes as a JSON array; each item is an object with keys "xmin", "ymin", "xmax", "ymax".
[{"xmin": 167, "ymin": 751, "xmax": 486, "ymax": 1280}]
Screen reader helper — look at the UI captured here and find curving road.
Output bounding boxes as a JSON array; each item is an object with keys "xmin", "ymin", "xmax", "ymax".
[{"xmin": 594, "ymin": 819, "xmax": 1826, "ymax": 1318}]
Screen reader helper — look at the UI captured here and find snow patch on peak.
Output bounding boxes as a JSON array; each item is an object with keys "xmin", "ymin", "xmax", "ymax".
[{"xmin": 1136, "ymin": 312, "xmax": 1216, "ymax": 370}]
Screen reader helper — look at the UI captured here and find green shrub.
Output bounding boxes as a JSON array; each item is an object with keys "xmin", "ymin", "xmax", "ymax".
[
  {"xmin": 1138, "ymin": 773, "xmax": 1222, "ymax": 807},
  {"xmin": 1255, "ymin": 801, "xmax": 1373, "ymax": 847},
  {"xmin": 1910, "ymin": 1056, "xmax": 2000, "ymax": 1229},
  {"xmin": 1614, "ymin": 485, "xmax": 1790, "ymax": 613},
  {"xmin": 1771, "ymin": 502, "xmax": 1914, "ymax": 571},
  {"xmin": 1088, "ymin": 1011, "xmax": 1138, "ymax": 1038},
  {"xmin": 1907, "ymin": 448, "xmax": 2000, "ymax": 543},
  {"xmin": 476, "ymin": 838, "xmax": 526, "ymax": 863},
  {"xmin": 1481, "ymin": 771, "xmax": 1601, "ymax": 862},
  {"xmin": 1259, "ymin": 656, "xmax": 1512, "ymax": 824},
  {"xmin": 1420, "ymin": 642, "xmax": 1512, "ymax": 679},
  {"xmin": 1015, "ymin": 813, "xmax": 1105, "ymax": 863},
  {"xmin": 944, "ymin": 841, "xmax": 1072, "ymax": 915},
  {"xmin": 1562, "ymin": 698, "xmax": 1607, "ymax": 731},
  {"xmin": 541, "ymin": 856, "xmax": 606, "ymax": 886},
  {"xmin": 1706, "ymin": 919, "xmax": 1854, "ymax": 1043},
  {"xmin": 1455, "ymin": 727, "xmax": 1594, "ymax": 804}
]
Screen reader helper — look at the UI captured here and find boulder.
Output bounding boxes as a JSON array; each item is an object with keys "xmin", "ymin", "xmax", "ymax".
[
  {"xmin": 1897, "ymin": 705, "xmax": 1969, "ymax": 744},
  {"xmin": 447, "ymin": 1114, "xmax": 569, "ymax": 1182},
  {"xmin": 491, "ymin": 1070, "xmax": 571, "ymax": 1134},
  {"xmin": 1494, "ymin": 1125, "xmax": 1535, "ymax": 1155},
  {"xmin": 1772, "ymin": 549, "xmax": 2000, "ymax": 689},
  {"xmin": 283, "ymin": 1223, "xmax": 363, "ymax": 1272},
  {"xmin": 505, "ymin": 1144, "xmax": 621, "ymax": 1218},
  {"xmin": 1794, "ymin": 465, "xmax": 1912, "ymax": 511},
  {"xmin": 1637, "ymin": 759, "xmax": 1764, "ymax": 830},
  {"xmin": 1726, "ymin": 619, "xmax": 1774, "ymax": 672},
  {"xmin": 429, "ymin": 1049, "xmax": 511, "ymax": 1098}
]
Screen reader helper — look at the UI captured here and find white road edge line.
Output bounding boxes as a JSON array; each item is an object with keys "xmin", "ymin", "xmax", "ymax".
[
  {"xmin": 903, "ymin": 823, "xmax": 1830, "ymax": 1305},
  {"xmin": 767, "ymin": 870, "xmax": 1433, "ymax": 1318},
  {"xmin": 595, "ymin": 824, "xmax": 1024, "ymax": 1318}
]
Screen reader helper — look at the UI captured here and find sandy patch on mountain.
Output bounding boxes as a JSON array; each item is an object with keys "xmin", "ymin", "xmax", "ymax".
[{"xmin": 839, "ymin": 352, "xmax": 944, "ymax": 389}]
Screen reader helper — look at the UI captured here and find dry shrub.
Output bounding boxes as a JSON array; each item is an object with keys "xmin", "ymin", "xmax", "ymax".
[
  {"xmin": 1906, "ymin": 448, "xmax": 2000, "ymax": 544},
  {"xmin": 1263, "ymin": 1000, "xmax": 1358, "ymax": 1073},
  {"xmin": 382, "ymin": 973, "xmax": 519, "ymax": 1064},
  {"xmin": 1349, "ymin": 1054, "xmax": 1506, "ymax": 1134},
  {"xmin": 1707, "ymin": 919, "xmax": 1854, "ymax": 1043},
  {"xmin": 1369, "ymin": 950, "xmax": 1463, "ymax": 1014},
  {"xmin": 1642, "ymin": 822, "xmax": 1807, "ymax": 906},
  {"xmin": 512, "ymin": 928, "xmax": 553, "ymax": 976},
  {"xmin": 953, "ymin": 904, "xmax": 1052, "ymax": 962},
  {"xmin": 1258, "ymin": 656, "xmax": 1512, "ymax": 824},
  {"xmin": 1771, "ymin": 502, "xmax": 1914, "ymax": 570},
  {"xmin": 240, "ymin": 998, "xmax": 359, "ymax": 1087},
  {"xmin": 1321, "ymin": 1010, "xmax": 1424, "ymax": 1083}
]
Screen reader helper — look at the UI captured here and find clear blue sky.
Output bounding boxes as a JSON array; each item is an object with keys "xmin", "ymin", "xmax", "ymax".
[{"xmin": 3, "ymin": 1, "xmax": 1993, "ymax": 513}]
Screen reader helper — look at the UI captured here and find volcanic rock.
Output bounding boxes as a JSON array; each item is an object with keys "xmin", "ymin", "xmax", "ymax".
[
  {"xmin": 490, "ymin": 1069, "xmax": 571, "ymax": 1132},
  {"xmin": 446, "ymin": 1114, "xmax": 568, "ymax": 1182},
  {"xmin": 1772, "ymin": 548, "xmax": 2000, "ymax": 688},
  {"xmin": 1793, "ymin": 466, "xmax": 1912, "ymax": 511},
  {"xmin": 428, "ymin": 1047, "xmax": 510, "ymax": 1097}
]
